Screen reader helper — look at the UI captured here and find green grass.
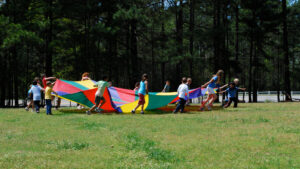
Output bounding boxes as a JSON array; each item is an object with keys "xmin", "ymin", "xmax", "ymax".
[{"xmin": 0, "ymin": 103, "xmax": 300, "ymax": 169}]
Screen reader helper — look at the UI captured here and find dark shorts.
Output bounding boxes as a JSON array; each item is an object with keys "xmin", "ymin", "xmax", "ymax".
[
  {"xmin": 95, "ymin": 96, "xmax": 105, "ymax": 105},
  {"xmin": 138, "ymin": 94, "xmax": 145, "ymax": 105}
]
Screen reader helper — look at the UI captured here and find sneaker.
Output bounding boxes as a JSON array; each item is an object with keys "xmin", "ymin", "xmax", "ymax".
[
  {"xmin": 131, "ymin": 110, "xmax": 135, "ymax": 114},
  {"xmin": 172, "ymin": 111, "xmax": 177, "ymax": 114},
  {"xmin": 25, "ymin": 107, "xmax": 29, "ymax": 111},
  {"xmin": 95, "ymin": 108, "xmax": 102, "ymax": 113},
  {"xmin": 86, "ymin": 110, "xmax": 91, "ymax": 115},
  {"xmin": 141, "ymin": 111, "xmax": 144, "ymax": 114},
  {"xmin": 36, "ymin": 111, "xmax": 40, "ymax": 113},
  {"xmin": 199, "ymin": 107, "xmax": 204, "ymax": 111}
]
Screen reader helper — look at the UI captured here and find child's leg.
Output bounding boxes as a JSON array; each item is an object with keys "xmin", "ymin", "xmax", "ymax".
[
  {"xmin": 200, "ymin": 95, "xmax": 212, "ymax": 108},
  {"xmin": 141, "ymin": 104, "xmax": 144, "ymax": 112},
  {"xmin": 30, "ymin": 100, "xmax": 34, "ymax": 110},
  {"xmin": 133, "ymin": 104, "xmax": 141, "ymax": 111},
  {"xmin": 174, "ymin": 99, "xmax": 183, "ymax": 113},
  {"xmin": 208, "ymin": 94, "xmax": 217, "ymax": 106},
  {"xmin": 233, "ymin": 98, "xmax": 238, "ymax": 107},
  {"xmin": 224, "ymin": 98, "xmax": 232, "ymax": 108},
  {"xmin": 180, "ymin": 99, "xmax": 186, "ymax": 112},
  {"xmin": 97, "ymin": 98, "xmax": 106, "ymax": 109},
  {"xmin": 89, "ymin": 105, "xmax": 97, "ymax": 112},
  {"xmin": 56, "ymin": 98, "xmax": 61, "ymax": 109},
  {"xmin": 46, "ymin": 100, "xmax": 52, "ymax": 114},
  {"xmin": 34, "ymin": 101, "xmax": 40, "ymax": 112},
  {"xmin": 89, "ymin": 97, "xmax": 100, "ymax": 112}
]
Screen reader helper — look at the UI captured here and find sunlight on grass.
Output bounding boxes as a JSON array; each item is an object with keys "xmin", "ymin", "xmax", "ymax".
[{"xmin": 0, "ymin": 102, "xmax": 300, "ymax": 168}]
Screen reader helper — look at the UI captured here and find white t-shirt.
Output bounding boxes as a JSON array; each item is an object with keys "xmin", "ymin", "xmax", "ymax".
[
  {"xmin": 177, "ymin": 83, "xmax": 189, "ymax": 100},
  {"xmin": 95, "ymin": 81, "xmax": 109, "ymax": 97},
  {"xmin": 29, "ymin": 85, "xmax": 43, "ymax": 101}
]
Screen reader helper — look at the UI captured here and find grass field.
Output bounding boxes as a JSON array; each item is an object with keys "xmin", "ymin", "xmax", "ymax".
[{"xmin": 0, "ymin": 103, "xmax": 300, "ymax": 169}]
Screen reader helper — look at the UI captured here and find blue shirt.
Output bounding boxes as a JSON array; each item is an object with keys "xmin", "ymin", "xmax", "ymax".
[
  {"xmin": 29, "ymin": 85, "xmax": 43, "ymax": 101},
  {"xmin": 138, "ymin": 81, "xmax": 146, "ymax": 95},
  {"xmin": 226, "ymin": 87, "xmax": 239, "ymax": 98},
  {"xmin": 208, "ymin": 76, "xmax": 218, "ymax": 88},
  {"xmin": 163, "ymin": 84, "xmax": 170, "ymax": 92}
]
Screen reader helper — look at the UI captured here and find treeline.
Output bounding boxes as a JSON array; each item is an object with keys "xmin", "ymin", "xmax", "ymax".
[{"xmin": 0, "ymin": 0, "xmax": 299, "ymax": 107}]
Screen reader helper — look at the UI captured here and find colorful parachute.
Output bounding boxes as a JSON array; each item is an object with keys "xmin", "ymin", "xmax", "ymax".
[{"xmin": 53, "ymin": 79, "xmax": 206, "ymax": 113}]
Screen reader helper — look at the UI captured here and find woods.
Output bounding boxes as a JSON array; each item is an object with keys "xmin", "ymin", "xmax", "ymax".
[{"xmin": 0, "ymin": 0, "xmax": 299, "ymax": 107}]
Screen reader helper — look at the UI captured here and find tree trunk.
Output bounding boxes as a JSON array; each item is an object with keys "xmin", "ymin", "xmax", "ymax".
[
  {"xmin": 161, "ymin": 0, "xmax": 166, "ymax": 86},
  {"xmin": 45, "ymin": 0, "xmax": 53, "ymax": 76},
  {"xmin": 213, "ymin": 0, "xmax": 221, "ymax": 71},
  {"xmin": 0, "ymin": 53, "xmax": 6, "ymax": 107},
  {"xmin": 13, "ymin": 47, "xmax": 19, "ymax": 107},
  {"xmin": 253, "ymin": 44, "xmax": 257, "ymax": 102},
  {"xmin": 176, "ymin": 0, "xmax": 183, "ymax": 81},
  {"xmin": 189, "ymin": 0, "xmax": 195, "ymax": 77},
  {"xmin": 130, "ymin": 19, "xmax": 138, "ymax": 87},
  {"xmin": 248, "ymin": 34, "xmax": 253, "ymax": 103},
  {"xmin": 282, "ymin": 0, "xmax": 291, "ymax": 101},
  {"xmin": 235, "ymin": 2, "xmax": 239, "ymax": 62}
]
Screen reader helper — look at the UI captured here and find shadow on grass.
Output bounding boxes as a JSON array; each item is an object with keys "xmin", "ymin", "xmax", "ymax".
[{"xmin": 54, "ymin": 104, "xmax": 236, "ymax": 116}]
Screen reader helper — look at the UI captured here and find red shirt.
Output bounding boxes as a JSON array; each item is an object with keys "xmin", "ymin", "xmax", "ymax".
[{"xmin": 42, "ymin": 77, "xmax": 47, "ymax": 89}]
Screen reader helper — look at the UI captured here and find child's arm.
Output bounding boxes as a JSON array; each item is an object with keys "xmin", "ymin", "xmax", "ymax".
[
  {"xmin": 145, "ymin": 81, "xmax": 149, "ymax": 94},
  {"xmin": 219, "ymin": 84, "xmax": 228, "ymax": 90},
  {"xmin": 44, "ymin": 77, "xmax": 56, "ymax": 81},
  {"xmin": 201, "ymin": 78, "xmax": 214, "ymax": 88},
  {"xmin": 39, "ymin": 86, "xmax": 45, "ymax": 92},
  {"xmin": 82, "ymin": 77, "xmax": 90, "ymax": 81},
  {"xmin": 218, "ymin": 90, "xmax": 226, "ymax": 94},
  {"xmin": 239, "ymin": 88, "xmax": 246, "ymax": 91},
  {"xmin": 186, "ymin": 87, "xmax": 189, "ymax": 101}
]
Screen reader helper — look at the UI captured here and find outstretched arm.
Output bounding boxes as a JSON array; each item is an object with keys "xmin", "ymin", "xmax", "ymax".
[
  {"xmin": 219, "ymin": 84, "xmax": 228, "ymax": 90},
  {"xmin": 44, "ymin": 77, "xmax": 56, "ymax": 81},
  {"xmin": 52, "ymin": 90, "xmax": 58, "ymax": 95},
  {"xmin": 201, "ymin": 78, "xmax": 214, "ymax": 88},
  {"xmin": 239, "ymin": 88, "xmax": 246, "ymax": 91},
  {"xmin": 81, "ymin": 77, "xmax": 90, "ymax": 81},
  {"xmin": 218, "ymin": 90, "xmax": 226, "ymax": 94}
]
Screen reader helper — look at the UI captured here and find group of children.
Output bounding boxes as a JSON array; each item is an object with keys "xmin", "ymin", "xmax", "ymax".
[
  {"xmin": 26, "ymin": 70, "xmax": 246, "ymax": 115},
  {"xmin": 25, "ymin": 74, "xmax": 57, "ymax": 115}
]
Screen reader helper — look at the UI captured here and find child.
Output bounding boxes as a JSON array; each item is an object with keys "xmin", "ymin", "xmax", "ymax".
[
  {"xmin": 86, "ymin": 76, "xmax": 110, "ymax": 115},
  {"xmin": 219, "ymin": 82, "xmax": 246, "ymax": 108},
  {"xmin": 77, "ymin": 72, "xmax": 91, "ymax": 109},
  {"xmin": 162, "ymin": 80, "xmax": 170, "ymax": 92},
  {"xmin": 131, "ymin": 74, "xmax": 148, "ymax": 114},
  {"xmin": 45, "ymin": 81, "xmax": 58, "ymax": 115},
  {"xmin": 134, "ymin": 82, "xmax": 140, "ymax": 91},
  {"xmin": 173, "ymin": 77, "xmax": 189, "ymax": 113},
  {"xmin": 25, "ymin": 85, "xmax": 34, "ymax": 112},
  {"xmin": 199, "ymin": 70, "xmax": 224, "ymax": 111},
  {"xmin": 28, "ymin": 81, "xmax": 44, "ymax": 113},
  {"xmin": 81, "ymin": 72, "xmax": 91, "ymax": 81},
  {"xmin": 186, "ymin": 78, "xmax": 192, "ymax": 105},
  {"xmin": 220, "ymin": 78, "xmax": 240, "ymax": 106},
  {"xmin": 41, "ymin": 74, "xmax": 60, "ymax": 110}
]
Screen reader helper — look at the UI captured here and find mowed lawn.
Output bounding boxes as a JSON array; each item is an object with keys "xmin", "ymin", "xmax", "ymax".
[{"xmin": 0, "ymin": 103, "xmax": 300, "ymax": 169}]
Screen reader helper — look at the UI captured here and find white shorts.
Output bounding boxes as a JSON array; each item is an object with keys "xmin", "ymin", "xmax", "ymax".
[{"xmin": 207, "ymin": 87, "xmax": 216, "ymax": 95}]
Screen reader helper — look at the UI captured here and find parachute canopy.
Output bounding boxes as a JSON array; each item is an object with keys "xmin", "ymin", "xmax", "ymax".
[{"xmin": 53, "ymin": 79, "xmax": 206, "ymax": 113}]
